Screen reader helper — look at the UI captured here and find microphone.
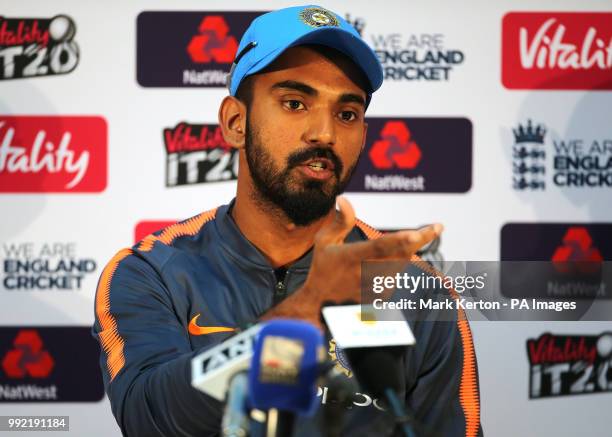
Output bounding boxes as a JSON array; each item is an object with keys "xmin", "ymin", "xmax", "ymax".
[
  {"xmin": 248, "ymin": 319, "xmax": 324, "ymax": 437},
  {"xmin": 191, "ymin": 324, "xmax": 261, "ymax": 401},
  {"xmin": 344, "ymin": 348, "xmax": 418, "ymax": 437},
  {"xmin": 319, "ymin": 365, "xmax": 359, "ymax": 437},
  {"xmin": 221, "ymin": 371, "xmax": 249, "ymax": 437},
  {"xmin": 342, "ymin": 346, "xmax": 405, "ymax": 398},
  {"xmin": 192, "ymin": 325, "xmax": 264, "ymax": 437},
  {"xmin": 321, "ymin": 304, "xmax": 418, "ymax": 437}
]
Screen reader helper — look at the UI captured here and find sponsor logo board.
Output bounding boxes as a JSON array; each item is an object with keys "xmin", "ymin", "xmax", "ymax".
[
  {"xmin": 137, "ymin": 11, "xmax": 264, "ymax": 87},
  {"xmin": 527, "ymin": 332, "xmax": 612, "ymax": 398},
  {"xmin": 0, "ymin": 327, "xmax": 104, "ymax": 402},
  {"xmin": 0, "ymin": 15, "xmax": 79, "ymax": 80},
  {"xmin": 0, "ymin": 116, "xmax": 107, "ymax": 193},
  {"xmin": 502, "ymin": 12, "xmax": 612, "ymax": 89},
  {"xmin": 347, "ymin": 118, "xmax": 472, "ymax": 193}
]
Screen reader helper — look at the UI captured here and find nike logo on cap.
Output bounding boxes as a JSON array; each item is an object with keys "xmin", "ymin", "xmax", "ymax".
[{"xmin": 188, "ymin": 314, "xmax": 235, "ymax": 336}]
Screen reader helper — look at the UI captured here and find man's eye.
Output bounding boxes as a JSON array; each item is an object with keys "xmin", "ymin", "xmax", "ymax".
[
  {"xmin": 339, "ymin": 110, "xmax": 357, "ymax": 122},
  {"xmin": 283, "ymin": 100, "xmax": 305, "ymax": 111}
]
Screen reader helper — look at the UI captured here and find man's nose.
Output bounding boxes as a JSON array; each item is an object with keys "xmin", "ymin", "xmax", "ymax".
[{"xmin": 303, "ymin": 107, "xmax": 336, "ymax": 147}]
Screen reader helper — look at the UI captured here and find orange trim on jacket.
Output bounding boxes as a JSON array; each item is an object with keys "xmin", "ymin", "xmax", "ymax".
[
  {"xmin": 138, "ymin": 208, "xmax": 218, "ymax": 252},
  {"xmin": 359, "ymin": 228, "xmax": 481, "ymax": 437},
  {"xmin": 95, "ymin": 248, "xmax": 131, "ymax": 381}
]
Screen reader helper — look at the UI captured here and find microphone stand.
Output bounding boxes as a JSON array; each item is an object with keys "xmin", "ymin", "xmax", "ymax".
[
  {"xmin": 383, "ymin": 388, "xmax": 418, "ymax": 437},
  {"xmin": 265, "ymin": 408, "xmax": 295, "ymax": 437},
  {"xmin": 222, "ymin": 372, "xmax": 250, "ymax": 437}
]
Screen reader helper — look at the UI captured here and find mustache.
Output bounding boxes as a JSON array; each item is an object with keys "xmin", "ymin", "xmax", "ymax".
[{"xmin": 286, "ymin": 147, "xmax": 343, "ymax": 177}]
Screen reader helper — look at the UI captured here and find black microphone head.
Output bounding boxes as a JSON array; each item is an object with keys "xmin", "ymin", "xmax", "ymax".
[{"xmin": 343, "ymin": 346, "xmax": 405, "ymax": 398}]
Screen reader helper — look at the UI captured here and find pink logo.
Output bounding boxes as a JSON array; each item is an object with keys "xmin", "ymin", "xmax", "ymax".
[
  {"xmin": 0, "ymin": 116, "xmax": 107, "ymax": 192},
  {"xmin": 502, "ymin": 12, "xmax": 612, "ymax": 89}
]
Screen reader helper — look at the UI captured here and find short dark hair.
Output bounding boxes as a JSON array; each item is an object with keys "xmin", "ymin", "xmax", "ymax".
[
  {"xmin": 233, "ymin": 44, "xmax": 369, "ymax": 110},
  {"xmin": 234, "ymin": 74, "xmax": 255, "ymax": 109}
]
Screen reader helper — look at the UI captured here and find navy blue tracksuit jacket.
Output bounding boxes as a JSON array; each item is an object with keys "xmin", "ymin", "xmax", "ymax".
[{"xmin": 93, "ymin": 201, "xmax": 482, "ymax": 436}]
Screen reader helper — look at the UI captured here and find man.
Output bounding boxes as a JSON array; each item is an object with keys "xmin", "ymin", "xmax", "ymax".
[{"xmin": 93, "ymin": 5, "xmax": 482, "ymax": 436}]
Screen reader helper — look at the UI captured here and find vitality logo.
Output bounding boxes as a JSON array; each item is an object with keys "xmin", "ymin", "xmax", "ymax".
[
  {"xmin": 502, "ymin": 12, "xmax": 612, "ymax": 89},
  {"xmin": 137, "ymin": 11, "xmax": 263, "ymax": 87},
  {"xmin": 346, "ymin": 118, "xmax": 471, "ymax": 193},
  {"xmin": 0, "ymin": 15, "xmax": 79, "ymax": 80},
  {"xmin": 0, "ymin": 116, "xmax": 107, "ymax": 193},
  {"xmin": 527, "ymin": 332, "xmax": 612, "ymax": 398},
  {"xmin": 163, "ymin": 122, "xmax": 238, "ymax": 187}
]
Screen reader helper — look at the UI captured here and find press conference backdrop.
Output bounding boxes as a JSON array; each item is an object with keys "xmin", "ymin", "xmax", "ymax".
[{"xmin": 1, "ymin": 0, "xmax": 611, "ymax": 435}]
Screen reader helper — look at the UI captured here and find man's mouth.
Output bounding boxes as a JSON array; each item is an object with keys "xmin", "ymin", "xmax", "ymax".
[
  {"xmin": 303, "ymin": 158, "xmax": 335, "ymax": 172},
  {"xmin": 296, "ymin": 158, "xmax": 336, "ymax": 180}
]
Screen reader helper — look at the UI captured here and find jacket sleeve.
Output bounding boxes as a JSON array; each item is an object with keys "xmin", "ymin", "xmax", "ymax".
[
  {"xmin": 354, "ymin": 224, "xmax": 483, "ymax": 436},
  {"xmin": 406, "ymin": 298, "xmax": 483, "ymax": 437},
  {"xmin": 92, "ymin": 249, "xmax": 224, "ymax": 437}
]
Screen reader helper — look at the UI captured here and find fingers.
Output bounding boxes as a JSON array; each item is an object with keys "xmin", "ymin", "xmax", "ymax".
[
  {"xmin": 345, "ymin": 223, "xmax": 443, "ymax": 261},
  {"xmin": 314, "ymin": 196, "xmax": 356, "ymax": 246},
  {"xmin": 395, "ymin": 223, "xmax": 443, "ymax": 247},
  {"xmin": 335, "ymin": 196, "xmax": 356, "ymax": 236}
]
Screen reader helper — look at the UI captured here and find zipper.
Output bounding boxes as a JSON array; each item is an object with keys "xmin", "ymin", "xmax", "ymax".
[{"xmin": 272, "ymin": 268, "xmax": 288, "ymax": 305}]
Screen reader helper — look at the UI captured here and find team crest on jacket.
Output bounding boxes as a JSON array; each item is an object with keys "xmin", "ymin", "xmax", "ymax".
[
  {"xmin": 299, "ymin": 8, "xmax": 339, "ymax": 28},
  {"xmin": 328, "ymin": 339, "xmax": 352, "ymax": 378}
]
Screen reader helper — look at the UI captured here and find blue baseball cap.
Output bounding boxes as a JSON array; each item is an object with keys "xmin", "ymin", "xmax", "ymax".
[{"xmin": 227, "ymin": 5, "xmax": 383, "ymax": 101}]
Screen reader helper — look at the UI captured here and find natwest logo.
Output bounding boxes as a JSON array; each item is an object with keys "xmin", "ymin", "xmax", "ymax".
[
  {"xmin": 137, "ymin": 11, "xmax": 263, "ymax": 87},
  {"xmin": 0, "ymin": 327, "xmax": 104, "ymax": 402},
  {"xmin": 0, "ymin": 116, "xmax": 107, "ymax": 193},
  {"xmin": 346, "ymin": 117, "xmax": 471, "ymax": 193},
  {"xmin": 552, "ymin": 227, "xmax": 603, "ymax": 263},
  {"xmin": 500, "ymin": 223, "xmax": 611, "ymax": 299},
  {"xmin": 552, "ymin": 227, "xmax": 603, "ymax": 275},
  {"xmin": 187, "ymin": 16, "xmax": 238, "ymax": 63},
  {"xmin": 369, "ymin": 121, "xmax": 422, "ymax": 170},
  {"xmin": 502, "ymin": 12, "xmax": 612, "ymax": 89},
  {"xmin": 2, "ymin": 330, "xmax": 54, "ymax": 379}
]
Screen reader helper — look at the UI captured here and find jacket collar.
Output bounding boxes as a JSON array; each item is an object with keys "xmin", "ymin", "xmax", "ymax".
[
  {"xmin": 211, "ymin": 199, "xmax": 314, "ymax": 272},
  {"xmin": 211, "ymin": 198, "xmax": 365, "ymax": 272}
]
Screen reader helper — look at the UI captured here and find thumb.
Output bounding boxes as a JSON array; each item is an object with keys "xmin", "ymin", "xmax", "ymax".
[{"xmin": 315, "ymin": 196, "xmax": 356, "ymax": 246}]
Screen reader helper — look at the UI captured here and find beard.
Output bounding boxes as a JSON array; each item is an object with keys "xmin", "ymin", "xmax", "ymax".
[{"xmin": 244, "ymin": 117, "xmax": 357, "ymax": 226}]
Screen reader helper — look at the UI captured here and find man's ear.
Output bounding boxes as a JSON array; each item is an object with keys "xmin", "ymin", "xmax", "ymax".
[{"xmin": 218, "ymin": 96, "xmax": 247, "ymax": 149}]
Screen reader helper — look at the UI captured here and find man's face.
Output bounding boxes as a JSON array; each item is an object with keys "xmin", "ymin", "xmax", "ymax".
[{"xmin": 242, "ymin": 46, "xmax": 368, "ymax": 226}]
